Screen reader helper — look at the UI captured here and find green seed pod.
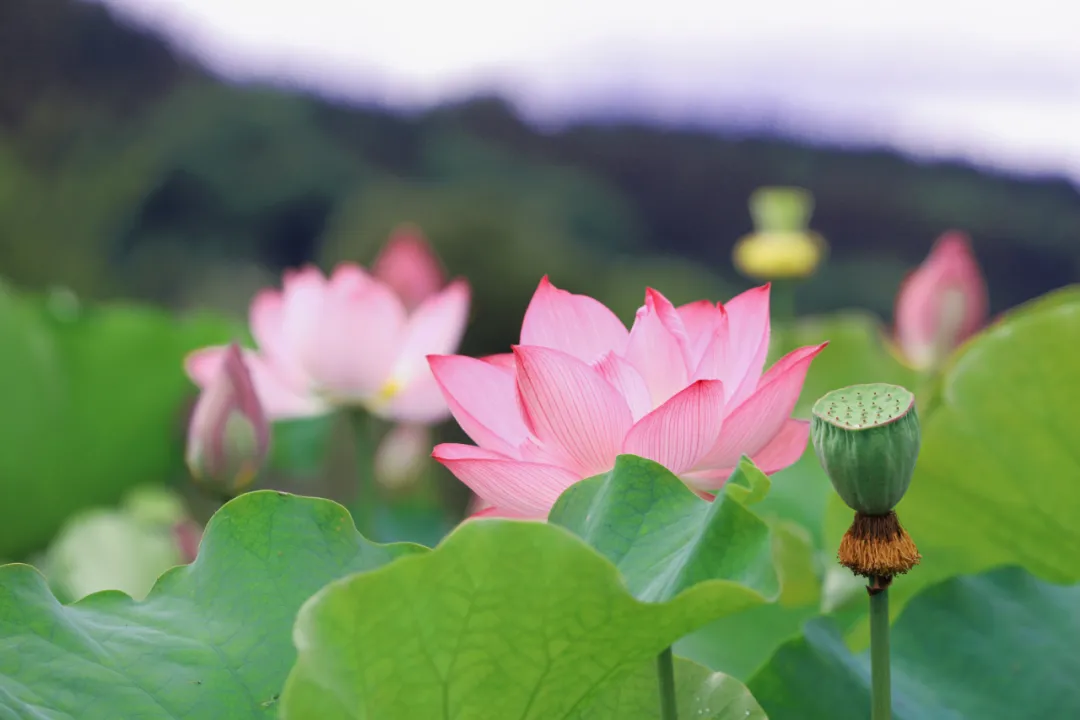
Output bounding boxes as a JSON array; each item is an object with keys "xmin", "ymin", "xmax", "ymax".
[{"xmin": 811, "ymin": 383, "xmax": 920, "ymax": 515}]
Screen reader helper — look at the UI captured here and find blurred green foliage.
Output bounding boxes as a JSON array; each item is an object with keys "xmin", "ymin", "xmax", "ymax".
[
  {"xmin": 39, "ymin": 485, "xmax": 190, "ymax": 602},
  {"xmin": 0, "ymin": 281, "xmax": 238, "ymax": 556},
  {"xmin": 2, "ymin": 0, "xmax": 1077, "ymax": 356}
]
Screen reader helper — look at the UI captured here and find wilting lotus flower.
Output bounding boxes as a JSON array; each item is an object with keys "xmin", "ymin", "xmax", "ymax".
[
  {"xmin": 430, "ymin": 277, "xmax": 826, "ymax": 519},
  {"xmin": 894, "ymin": 231, "xmax": 988, "ymax": 371},
  {"xmin": 185, "ymin": 237, "xmax": 470, "ymax": 423},
  {"xmin": 186, "ymin": 342, "xmax": 271, "ymax": 494}
]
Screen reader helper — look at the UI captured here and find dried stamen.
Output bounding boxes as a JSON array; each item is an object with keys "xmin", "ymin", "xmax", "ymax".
[{"xmin": 837, "ymin": 510, "xmax": 921, "ymax": 579}]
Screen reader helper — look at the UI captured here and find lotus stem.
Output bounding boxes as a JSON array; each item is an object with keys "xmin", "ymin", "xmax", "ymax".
[
  {"xmin": 869, "ymin": 576, "xmax": 891, "ymax": 720},
  {"xmin": 657, "ymin": 646, "xmax": 678, "ymax": 720},
  {"xmin": 770, "ymin": 279, "xmax": 797, "ymax": 353},
  {"xmin": 347, "ymin": 410, "xmax": 386, "ymax": 540}
]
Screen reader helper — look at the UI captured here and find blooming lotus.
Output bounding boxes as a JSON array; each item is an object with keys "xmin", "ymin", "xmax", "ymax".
[
  {"xmin": 894, "ymin": 231, "xmax": 988, "ymax": 371},
  {"xmin": 430, "ymin": 277, "xmax": 826, "ymax": 519},
  {"xmin": 185, "ymin": 233, "xmax": 470, "ymax": 423}
]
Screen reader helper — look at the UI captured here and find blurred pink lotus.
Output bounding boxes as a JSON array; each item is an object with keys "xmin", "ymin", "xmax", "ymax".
[
  {"xmin": 430, "ymin": 277, "xmax": 826, "ymax": 519},
  {"xmin": 185, "ymin": 235, "xmax": 470, "ymax": 424},
  {"xmin": 894, "ymin": 231, "xmax": 988, "ymax": 371},
  {"xmin": 372, "ymin": 225, "xmax": 448, "ymax": 313},
  {"xmin": 185, "ymin": 342, "xmax": 270, "ymax": 492}
]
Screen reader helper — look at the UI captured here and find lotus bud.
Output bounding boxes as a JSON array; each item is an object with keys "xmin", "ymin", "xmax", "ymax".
[
  {"xmin": 811, "ymin": 383, "xmax": 921, "ymax": 579},
  {"xmin": 186, "ymin": 343, "xmax": 270, "ymax": 497},
  {"xmin": 893, "ymin": 231, "xmax": 988, "ymax": 372},
  {"xmin": 733, "ymin": 187, "xmax": 828, "ymax": 281}
]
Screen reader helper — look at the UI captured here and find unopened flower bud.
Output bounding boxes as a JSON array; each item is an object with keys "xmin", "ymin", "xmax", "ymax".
[
  {"xmin": 733, "ymin": 187, "xmax": 828, "ymax": 280},
  {"xmin": 893, "ymin": 231, "xmax": 988, "ymax": 371},
  {"xmin": 811, "ymin": 383, "xmax": 921, "ymax": 578},
  {"xmin": 186, "ymin": 343, "xmax": 270, "ymax": 496},
  {"xmin": 372, "ymin": 224, "xmax": 447, "ymax": 313}
]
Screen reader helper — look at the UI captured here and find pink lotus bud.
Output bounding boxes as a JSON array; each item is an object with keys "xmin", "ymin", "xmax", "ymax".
[
  {"xmin": 894, "ymin": 232, "xmax": 988, "ymax": 371},
  {"xmin": 185, "ymin": 343, "xmax": 270, "ymax": 495},
  {"xmin": 372, "ymin": 224, "xmax": 447, "ymax": 312}
]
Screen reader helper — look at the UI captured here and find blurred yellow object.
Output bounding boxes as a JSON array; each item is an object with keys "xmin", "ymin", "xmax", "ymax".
[
  {"xmin": 733, "ymin": 231, "xmax": 827, "ymax": 280},
  {"xmin": 733, "ymin": 187, "xmax": 828, "ymax": 280}
]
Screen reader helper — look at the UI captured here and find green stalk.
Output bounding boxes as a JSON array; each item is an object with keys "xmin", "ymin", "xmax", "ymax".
[
  {"xmin": 346, "ymin": 410, "xmax": 387, "ymax": 541},
  {"xmin": 869, "ymin": 578, "xmax": 891, "ymax": 720},
  {"xmin": 770, "ymin": 279, "xmax": 798, "ymax": 356},
  {"xmin": 656, "ymin": 646, "xmax": 678, "ymax": 720}
]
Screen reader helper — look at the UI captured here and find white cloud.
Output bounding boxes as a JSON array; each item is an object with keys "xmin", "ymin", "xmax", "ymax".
[{"xmin": 98, "ymin": 0, "xmax": 1080, "ymax": 181}]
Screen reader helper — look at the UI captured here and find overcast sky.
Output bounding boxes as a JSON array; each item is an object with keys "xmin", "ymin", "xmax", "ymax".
[{"xmin": 100, "ymin": 0, "xmax": 1080, "ymax": 183}]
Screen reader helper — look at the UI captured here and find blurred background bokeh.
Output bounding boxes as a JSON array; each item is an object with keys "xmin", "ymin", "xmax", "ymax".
[
  {"xmin": 1, "ymin": 0, "xmax": 1078, "ymax": 594},
  {"xmin": 4, "ymin": 0, "xmax": 1079, "ymax": 326}
]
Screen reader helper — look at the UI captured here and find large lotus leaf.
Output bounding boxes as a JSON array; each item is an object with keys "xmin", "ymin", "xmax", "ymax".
[
  {"xmin": 0, "ymin": 285, "xmax": 239, "ymax": 556},
  {"xmin": 572, "ymin": 656, "xmax": 766, "ymax": 719},
  {"xmin": 749, "ymin": 566, "xmax": 1080, "ymax": 719},
  {"xmin": 675, "ymin": 519, "xmax": 824, "ymax": 680},
  {"xmin": 280, "ymin": 519, "xmax": 771, "ymax": 719},
  {"xmin": 824, "ymin": 286, "xmax": 1080, "ymax": 641},
  {"xmin": 0, "ymin": 491, "xmax": 423, "ymax": 718},
  {"xmin": 548, "ymin": 454, "xmax": 779, "ymax": 603},
  {"xmin": 548, "ymin": 454, "xmax": 816, "ymax": 680}
]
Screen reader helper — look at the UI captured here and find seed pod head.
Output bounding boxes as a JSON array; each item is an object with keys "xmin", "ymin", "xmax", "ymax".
[
  {"xmin": 811, "ymin": 383, "xmax": 920, "ymax": 515},
  {"xmin": 733, "ymin": 187, "xmax": 828, "ymax": 280}
]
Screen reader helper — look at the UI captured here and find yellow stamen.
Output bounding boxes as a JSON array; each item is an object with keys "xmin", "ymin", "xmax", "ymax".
[
  {"xmin": 376, "ymin": 378, "xmax": 402, "ymax": 403},
  {"xmin": 361, "ymin": 377, "xmax": 403, "ymax": 414}
]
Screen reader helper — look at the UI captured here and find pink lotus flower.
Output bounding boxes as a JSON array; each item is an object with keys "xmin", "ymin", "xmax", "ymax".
[
  {"xmin": 894, "ymin": 231, "xmax": 988, "ymax": 370},
  {"xmin": 430, "ymin": 277, "xmax": 826, "ymax": 519},
  {"xmin": 372, "ymin": 225, "xmax": 448, "ymax": 313},
  {"xmin": 185, "ymin": 243, "xmax": 470, "ymax": 424},
  {"xmin": 186, "ymin": 342, "xmax": 271, "ymax": 493}
]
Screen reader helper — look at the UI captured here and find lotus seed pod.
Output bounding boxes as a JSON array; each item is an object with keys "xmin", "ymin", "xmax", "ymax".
[
  {"xmin": 733, "ymin": 187, "xmax": 828, "ymax": 280},
  {"xmin": 749, "ymin": 186, "xmax": 814, "ymax": 233},
  {"xmin": 811, "ymin": 383, "xmax": 920, "ymax": 515}
]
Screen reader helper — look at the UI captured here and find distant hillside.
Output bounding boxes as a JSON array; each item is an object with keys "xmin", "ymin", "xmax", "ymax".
[
  {"xmin": 0, "ymin": 0, "xmax": 197, "ymax": 128},
  {"xmin": 1, "ymin": 0, "xmax": 1077, "ymax": 323}
]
